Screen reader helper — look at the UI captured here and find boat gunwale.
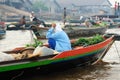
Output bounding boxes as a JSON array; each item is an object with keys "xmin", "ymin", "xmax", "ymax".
[{"xmin": 0, "ymin": 54, "xmax": 56, "ymax": 65}]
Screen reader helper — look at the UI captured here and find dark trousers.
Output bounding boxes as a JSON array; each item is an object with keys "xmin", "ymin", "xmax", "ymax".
[{"xmin": 48, "ymin": 38, "xmax": 56, "ymax": 50}]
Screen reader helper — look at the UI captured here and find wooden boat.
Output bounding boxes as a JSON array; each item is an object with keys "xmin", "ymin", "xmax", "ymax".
[
  {"xmin": 31, "ymin": 25, "xmax": 107, "ymax": 39},
  {"xmin": 108, "ymin": 18, "xmax": 120, "ymax": 28},
  {"xmin": 6, "ymin": 22, "xmax": 33, "ymax": 30},
  {"xmin": 0, "ymin": 35, "xmax": 114, "ymax": 78},
  {"xmin": 6, "ymin": 19, "xmax": 46, "ymax": 30}
]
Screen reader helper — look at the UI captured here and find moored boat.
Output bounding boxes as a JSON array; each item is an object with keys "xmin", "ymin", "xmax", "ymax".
[
  {"xmin": 0, "ymin": 34, "xmax": 114, "ymax": 78},
  {"xmin": 108, "ymin": 18, "xmax": 120, "ymax": 28},
  {"xmin": 6, "ymin": 19, "xmax": 46, "ymax": 30},
  {"xmin": 31, "ymin": 25, "xmax": 107, "ymax": 39}
]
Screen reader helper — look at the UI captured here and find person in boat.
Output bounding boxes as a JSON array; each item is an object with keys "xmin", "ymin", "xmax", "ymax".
[
  {"xmin": 18, "ymin": 15, "xmax": 26, "ymax": 29},
  {"xmin": 32, "ymin": 17, "xmax": 46, "ymax": 27},
  {"xmin": 29, "ymin": 11, "xmax": 46, "ymax": 27},
  {"xmin": 29, "ymin": 11, "xmax": 35, "ymax": 22},
  {"xmin": 46, "ymin": 23, "xmax": 72, "ymax": 52},
  {"xmin": 84, "ymin": 18, "xmax": 93, "ymax": 27}
]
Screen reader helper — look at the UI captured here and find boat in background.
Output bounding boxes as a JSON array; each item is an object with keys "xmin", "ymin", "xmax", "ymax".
[
  {"xmin": 109, "ymin": 18, "xmax": 120, "ymax": 28},
  {"xmin": 0, "ymin": 22, "xmax": 6, "ymax": 38},
  {"xmin": 31, "ymin": 25, "xmax": 107, "ymax": 39},
  {"xmin": 6, "ymin": 19, "xmax": 46, "ymax": 30}
]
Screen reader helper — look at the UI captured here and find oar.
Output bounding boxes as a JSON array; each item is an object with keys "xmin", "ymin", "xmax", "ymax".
[{"xmin": 30, "ymin": 29, "xmax": 37, "ymax": 43}]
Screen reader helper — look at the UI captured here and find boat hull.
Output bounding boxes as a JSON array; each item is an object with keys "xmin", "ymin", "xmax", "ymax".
[{"xmin": 0, "ymin": 48, "xmax": 106, "ymax": 78}]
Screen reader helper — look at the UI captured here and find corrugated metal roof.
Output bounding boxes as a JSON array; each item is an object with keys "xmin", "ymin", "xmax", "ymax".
[{"xmin": 56, "ymin": 0, "xmax": 112, "ymax": 8}]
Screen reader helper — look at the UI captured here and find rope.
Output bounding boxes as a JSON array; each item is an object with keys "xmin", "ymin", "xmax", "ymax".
[
  {"xmin": 92, "ymin": 46, "xmax": 110, "ymax": 65},
  {"xmin": 92, "ymin": 40, "xmax": 114, "ymax": 65}
]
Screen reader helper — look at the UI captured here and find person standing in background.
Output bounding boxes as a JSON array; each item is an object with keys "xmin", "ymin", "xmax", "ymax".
[{"xmin": 63, "ymin": 7, "xmax": 67, "ymax": 25}]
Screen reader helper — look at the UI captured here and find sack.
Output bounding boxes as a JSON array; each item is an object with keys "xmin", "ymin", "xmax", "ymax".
[
  {"xmin": 0, "ymin": 52, "xmax": 15, "ymax": 62},
  {"xmin": 33, "ymin": 46, "xmax": 54, "ymax": 56}
]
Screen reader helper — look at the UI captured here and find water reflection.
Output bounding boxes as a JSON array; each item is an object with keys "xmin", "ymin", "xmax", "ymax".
[{"xmin": 22, "ymin": 63, "xmax": 111, "ymax": 80}]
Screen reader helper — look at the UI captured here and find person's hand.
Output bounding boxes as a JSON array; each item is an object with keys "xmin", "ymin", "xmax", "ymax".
[{"xmin": 51, "ymin": 23, "xmax": 56, "ymax": 28}]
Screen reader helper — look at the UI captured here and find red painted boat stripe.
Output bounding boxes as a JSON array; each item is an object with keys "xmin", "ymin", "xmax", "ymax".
[{"xmin": 52, "ymin": 36, "xmax": 113, "ymax": 59}]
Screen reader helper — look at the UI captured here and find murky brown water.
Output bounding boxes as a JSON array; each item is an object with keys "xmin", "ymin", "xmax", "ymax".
[{"xmin": 0, "ymin": 29, "xmax": 120, "ymax": 80}]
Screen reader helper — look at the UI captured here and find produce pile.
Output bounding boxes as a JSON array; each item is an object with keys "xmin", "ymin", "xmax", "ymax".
[
  {"xmin": 72, "ymin": 34, "xmax": 105, "ymax": 47},
  {"xmin": 93, "ymin": 21, "xmax": 107, "ymax": 27},
  {"xmin": 25, "ymin": 35, "xmax": 105, "ymax": 48},
  {"xmin": 26, "ymin": 38, "xmax": 43, "ymax": 48}
]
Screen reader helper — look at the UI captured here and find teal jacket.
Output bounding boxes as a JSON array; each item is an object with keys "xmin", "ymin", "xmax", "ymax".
[{"xmin": 46, "ymin": 27, "xmax": 72, "ymax": 52}]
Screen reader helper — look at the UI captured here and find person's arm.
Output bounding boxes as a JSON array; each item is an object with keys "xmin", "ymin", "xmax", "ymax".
[
  {"xmin": 46, "ymin": 27, "xmax": 54, "ymax": 38},
  {"xmin": 46, "ymin": 27, "xmax": 59, "ymax": 39}
]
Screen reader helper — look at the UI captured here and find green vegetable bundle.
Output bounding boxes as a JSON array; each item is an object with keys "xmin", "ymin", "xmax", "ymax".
[
  {"xmin": 72, "ymin": 34, "xmax": 105, "ymax": 47},
  {"xmin": 26, "ymin": 38, "xmax": 43, "ymax": 48}
]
